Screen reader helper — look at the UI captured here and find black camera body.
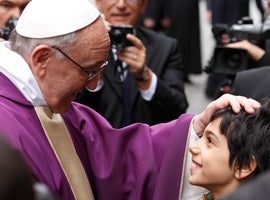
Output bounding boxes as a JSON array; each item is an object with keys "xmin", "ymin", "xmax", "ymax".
[
  {"xmin": 0, "ymin": 17, "xmax": 18, "ymax": 40},
  {"xmin": 229, "ymin": 16, "xmax": 270, "ymax": 44},
  {"xmin": 206, "ymin": 16, "xmax": 270, "ymax": 75},
  {"xmin": 0, "ymin": 27, "xmax": 11, "ymax": 40},
  {"xmin": 210, "ymin": 46, "xmax": 249, "ymax": 75},
  {"xmin": 109, "ymin": 25, "xmax": 135, "ymax": 50}
]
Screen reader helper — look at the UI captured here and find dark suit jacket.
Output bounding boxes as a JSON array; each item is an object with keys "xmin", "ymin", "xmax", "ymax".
[
  {"xmin": 207, "ymin": 0, "xmax": 249, "ymax": 26},
  {"xmin": 140, "ymin": 0, "xmax": 171, "ymax": 32},
  {"xmin": 76, "ymin": 26, "xmax": 188, "ymax": 128},
  {"xmin": 230, "ymin": 66, "xmax": 270, "ymax": 102},
  {"xmin": 221, "ymin": 171, "xmax": 270, "ymax": 200}
]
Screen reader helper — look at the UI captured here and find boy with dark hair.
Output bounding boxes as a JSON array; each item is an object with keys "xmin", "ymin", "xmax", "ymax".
[{"xmin": 189, "ymin": 100, "xmax": 270, "ymax": 200}]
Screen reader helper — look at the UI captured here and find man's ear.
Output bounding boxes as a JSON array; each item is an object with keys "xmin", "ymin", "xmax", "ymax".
[
  {"xmin": 30, "ymin": 45, "xmax": 52, "ymax": 78},
  {"xmin": 234, "ymin": 156, "xmax": 257, "ymax": 180},
  {"xmin": 140, "ymin": 0, "xmax": 148, "ymax": 14}
]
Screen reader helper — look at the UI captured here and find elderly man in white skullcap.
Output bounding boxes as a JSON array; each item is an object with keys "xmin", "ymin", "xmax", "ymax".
[{"xmin": 0, "ymin": 0, "xmax": 260, "ymax": 199}]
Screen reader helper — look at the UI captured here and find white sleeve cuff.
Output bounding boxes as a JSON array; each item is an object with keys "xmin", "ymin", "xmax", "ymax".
[
  {"xmin": 139, "ymin": 73, "xmax": 157, "ymax": 101},
  {"xmin": 86, "ymin": 79, "xmax": 104, "ymax": 92}
]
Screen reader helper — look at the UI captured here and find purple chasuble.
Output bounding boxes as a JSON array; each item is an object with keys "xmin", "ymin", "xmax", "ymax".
[{"xmin": 0, "ymin": 72, "xmax": 193, "ymax": 200}]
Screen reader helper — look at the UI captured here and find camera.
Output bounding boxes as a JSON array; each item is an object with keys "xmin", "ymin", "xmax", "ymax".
[
  {"xmin": 205, "ymin": 16, "xmax": 270, "ymax": 75},
  {"xmin": 109, "ymin": 25, "xmax": 135, "ymax": 50},
  {"xmin": 0, "ymin": 17, "xmax": 18, "ymax": 40}
]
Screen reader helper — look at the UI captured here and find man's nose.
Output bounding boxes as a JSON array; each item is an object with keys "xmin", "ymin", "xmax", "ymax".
[
  {"xmin": 10, "ymin": 7, "xmax": 21, "ymax": 19},
  {"xmin": 116, "ymin": 0, "xmax": 127, "ymax": 7}
]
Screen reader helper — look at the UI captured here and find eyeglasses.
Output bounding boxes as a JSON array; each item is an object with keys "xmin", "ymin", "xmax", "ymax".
[
  {"xmin": 51, "ymin": 46, "xmax": 108, "ymax": 82},
  {"xmin": 109, "ymin": 0, "xmax": 140, "ymax": 4}
]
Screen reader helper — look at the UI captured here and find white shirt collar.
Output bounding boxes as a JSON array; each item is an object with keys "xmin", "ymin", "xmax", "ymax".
[{"xmin": 0, "ymin": 41, "xmax": 47, "ymax": 106}]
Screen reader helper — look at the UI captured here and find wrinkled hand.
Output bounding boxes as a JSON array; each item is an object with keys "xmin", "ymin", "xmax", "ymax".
[
  {"xmin": 193, "ymin": 94, "xmax": 261, "ymax": 137},
  {"xmin": 118, "ymin": 34, "xmax": 152, "ymax": 84}
]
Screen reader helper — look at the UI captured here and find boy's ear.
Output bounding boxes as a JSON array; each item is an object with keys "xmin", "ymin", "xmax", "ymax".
[{"xmin": 234, "ymin": 156, "xmax": 257, "ymax": 180}]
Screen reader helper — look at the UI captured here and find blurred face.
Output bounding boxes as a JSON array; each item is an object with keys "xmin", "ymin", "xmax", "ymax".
[
  {"xmin": 0, "ymin": 0, "xmax": 29, "ymax": 27},
  {"xmin": 188, "ymin": 117, "xmax": 239, "ymax": 198},
  {"xmin": 268, "ymin": 0, "xmax": 270, "ymax": 13},
  {"xmin": 36, "ymin": 17, "xmax": 110, "ymax": 113},
  {"xmin": 95, "ymin": 0, "xmax": 147, "ymax": 27}
]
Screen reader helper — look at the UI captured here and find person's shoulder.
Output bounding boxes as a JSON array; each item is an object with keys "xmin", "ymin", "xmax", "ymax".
[
  {"xmin": 236, "ymin": 66, "xmax": 270, "ymax": 78},
  {"xmin": 66, "ymin": 101, "xmax": 99, "ymax": 116},
  {"xmin": 64, "ymin": 102, "xmax": 113, "ymax": 127},
  {"xmin": 221, "ymin": 171, "xmax": 270, "ymax": 200}
]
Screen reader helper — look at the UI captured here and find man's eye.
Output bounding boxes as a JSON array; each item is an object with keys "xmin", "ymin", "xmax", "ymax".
[{"xmin": 0, "ymin": 3, "xmax": 11, "ymax": 9}]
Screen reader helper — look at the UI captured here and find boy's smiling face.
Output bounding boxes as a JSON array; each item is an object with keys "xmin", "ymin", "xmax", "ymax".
[{"xmin": 188, "ymin": 117, "xmax": 240, "ymax": 197}]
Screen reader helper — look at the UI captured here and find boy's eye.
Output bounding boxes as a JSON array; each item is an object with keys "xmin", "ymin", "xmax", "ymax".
[{"xmin": 207, "ymin": 136, "xmax": 214, "ymax": 144}]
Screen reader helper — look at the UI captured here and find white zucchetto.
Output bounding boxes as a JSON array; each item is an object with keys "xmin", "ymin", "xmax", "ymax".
[{"xmin": 16, "ymin": 0, "xmax": 100, "ymax": 38}]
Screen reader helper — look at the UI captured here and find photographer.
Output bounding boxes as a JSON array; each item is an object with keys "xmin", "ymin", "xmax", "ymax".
[
  {"xmin": 228, "ymin": 5, "xmax": 270, "ymax": 101},
  {"xmin": 227, "ymin": 40, "xmax": 265, "ymax": 62},
  {"xmin": 76, "ymin": 0, "xmax": 189, "ymax": 128},
  {"xmin": 226, "ymin": 0, "xmax": 270, "ymax": 67},
  {"xmin": 0, "ymin": 0, "xmax": 30, "ymax": 41},
  {"xmin": 205, "ymin": 10, "xmax": 270, "ymax": 99},
  {"xmin": 226, "ymin": 15, "xmax": 270, "ymax": 67},
  {"xmin": 226, "ymin": 39, "xmax": 270, "ymax": 67},
  {"xmin": 204, "ymin": 0, "xmax": 249, "ymax": 100}
]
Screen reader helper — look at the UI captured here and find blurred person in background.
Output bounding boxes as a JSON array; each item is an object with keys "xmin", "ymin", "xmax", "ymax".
[
  {"xmin": 208, "ymin": 0, "xmax": 270, "ymax": 100},
  {"xmin": 221, "ymin": 170, "xmax": 270, "ymax": 200},
  {"xmin": 76, "ymin": 0, "xmax": 189, "ymax": 128},
  {"xmin": 204, "ymin": 0, "xmax": 250, "ymax": 99},
  {"xmin": 139, "ymin": 0, "xmax": 171, "ymax": 34},
  {"xmin": 0, "ymin": 0, "xmax": 30, "ymax": 41},
  {"xmin": 166, "ymin": 0, "xmax": 202, "ymax": 82},
  {"xmin": 0, "ymin": 135, "xmax": 35, "ymax": 200},
  {"xmin": 226, "ymin": 0, "xmax": 270, "ymax": 67}
]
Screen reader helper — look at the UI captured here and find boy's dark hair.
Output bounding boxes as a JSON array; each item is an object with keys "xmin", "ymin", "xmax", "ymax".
[{"xmin": 210, "ymin": 100, "xmax": 270, "ymax": 177}]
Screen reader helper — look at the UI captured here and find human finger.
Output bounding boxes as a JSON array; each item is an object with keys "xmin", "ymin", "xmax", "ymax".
[{"xmin": 193, "ymin": 94, "xmax": 261, "ymax": 136}]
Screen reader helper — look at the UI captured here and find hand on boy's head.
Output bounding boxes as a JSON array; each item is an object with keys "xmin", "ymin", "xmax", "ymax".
[{"xmin": 193, "ymin": 94, "xmax": 261, "ymax": 137}]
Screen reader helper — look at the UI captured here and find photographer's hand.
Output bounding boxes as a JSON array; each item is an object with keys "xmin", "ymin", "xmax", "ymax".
[
  {"xmin": 226, "ymin": 40, "xmax": 265, "ymax": 61},
  {"xmin": 118, "ymin": 33, "xmax": 153, "ymax": 90}
]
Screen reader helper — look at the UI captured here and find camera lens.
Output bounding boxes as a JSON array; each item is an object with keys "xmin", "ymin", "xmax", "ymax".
[
  {"xmin": 213, "ymin": 47, "xmax": 248, "ymax": 74},
  {"xmin": 110, "ymin": 29, "xmax": 125, "ymax": 46},
  {"xmin": 226, "ymin": 52, "xmax": 242, "ymax": 69}
]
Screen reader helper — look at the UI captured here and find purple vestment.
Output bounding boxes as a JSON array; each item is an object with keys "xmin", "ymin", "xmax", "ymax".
[{"xmin": 0, "ymin": 72, "xmax": 193, "ymax": 200}]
